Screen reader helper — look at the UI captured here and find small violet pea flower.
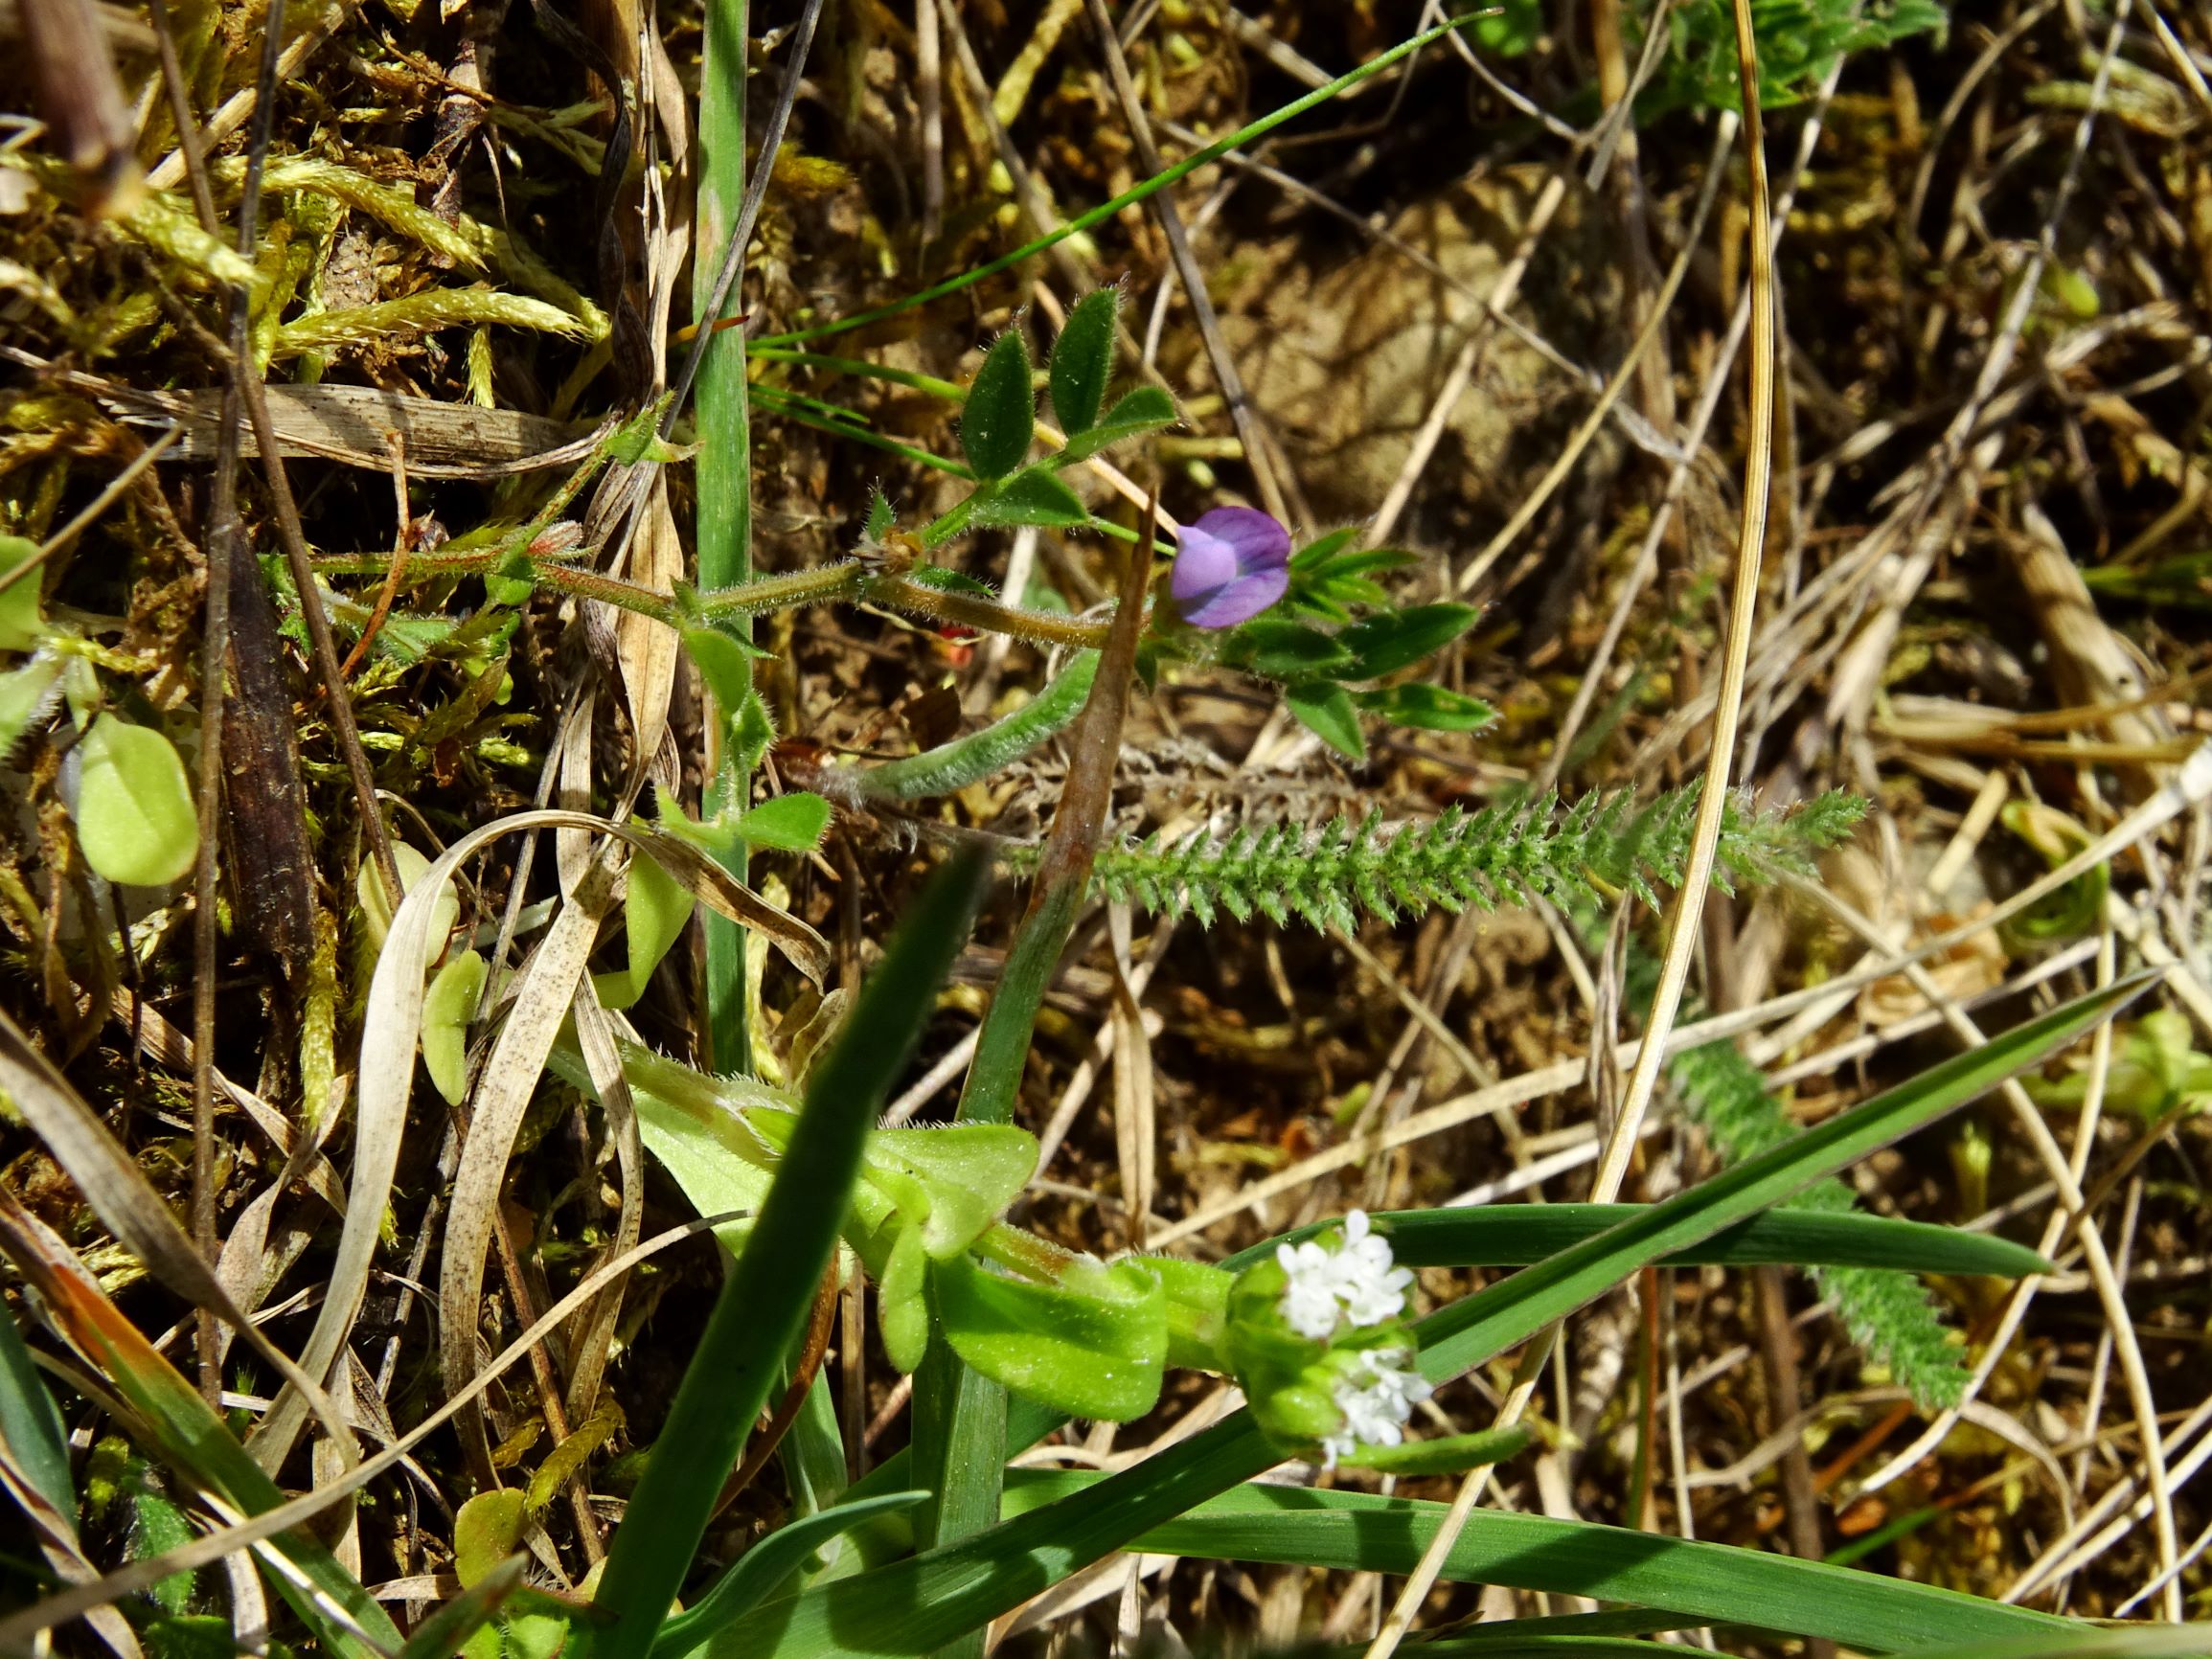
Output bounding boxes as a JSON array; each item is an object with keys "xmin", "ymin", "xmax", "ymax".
[{"xmin": 1172, "ymin": 507, "xmax": 1290, "ymax": 629}]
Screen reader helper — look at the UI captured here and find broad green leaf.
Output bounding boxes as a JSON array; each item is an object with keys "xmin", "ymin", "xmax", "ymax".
[
  {"xmin": 969, "ymin": 467, "xmax": 1089, "ymax": 532},
  {"xmin": 0, "ymin": 536, "xmax": 44, "ymax": 652},
  {"xmin": 650, "ymin": 1493, "xmax": 931, "ymax": 1659},
  {"xmin": 1285, "ymin": 681, "xmax": 1364, "ymax": 761},
  {"xmin": 1339, "ymin": 602, "xmax": 1481, "ymax": 679},
  {"xmin": 506, "ymin": 1613, "xmax": 570, "ymax": 1659},
  {"xmin": 0, "ymin": 653, "xmax": 61, "ymax": 756},
  {"xmin": 71, "ymin": 716, "xmax": 197, "ymax": 888},
  {"xmin": 454, "ymin": 1489, "xmax": 527, "ymax": 1588},
  {"xmin": 1057, "ymin": 385, "xmax": 1177, "ymax": 464},
  {"xmin": 722, "ymin": 973, "xmax": 2146, "ymax": 1659},
  {"xmin": 607, "ymin": 1039, "xmax": 781, "ymax": 1254},
  {"xmin": 863, "ymin": 1125, "xmax": 1038, "ymax": 1258},
  {"xmin": 733, "ymin": 792, "xmax": 832, "ymax": 854},
  {"xmin": 591, "ymin": 849, "xmax": 990, "ymax": 1659},
  {"xmin": 995, "ymin": 1473, "xmax": 2064, "ymax": 1654},
  {"xmin": 1049, "ymin": 289, "xmax": 1119, "ymax": 437},
  {"xmin": 960, "ymin": 332, "xmax": 1036, "ymax": 481},
  {"xmin": 1357, "ymin": 683, "xmax": 1496, "ymax": 734},
  {"xmin": 422, "ymin": 950, "xmax": 489, "ymax": 1104},
  {"xmin": 933, "ymin": 1255, "xmax": 1165, "ymax": 1421}
]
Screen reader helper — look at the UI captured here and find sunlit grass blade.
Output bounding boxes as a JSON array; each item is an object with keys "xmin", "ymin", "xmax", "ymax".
[
  {"xmin": 1273, "ymin": 1206, "xmax": 2048, "ymax": 1277},
  {"xmin": 590, "ymin": 848, "xmax": 990, "ymax": 1659},
  {"xmin": 0, "ymin": 1195, "xmax": 399, "ymax": 1659},
  {"xmin": 713, "ymin": 971, "xmax": 2148, "ymax": 1659},
  {"xmin": 987, "ymin": 1474, "xmax": 2065, "ymax": 1654}
]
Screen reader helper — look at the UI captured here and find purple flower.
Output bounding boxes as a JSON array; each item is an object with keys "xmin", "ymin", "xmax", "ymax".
[{"xmin": 1172, "ymin": 507, "xmax": 1290, "ymax": 628}]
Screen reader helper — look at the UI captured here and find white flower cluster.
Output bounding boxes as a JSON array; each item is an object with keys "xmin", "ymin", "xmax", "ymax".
[
  {"xmin": 1320, "ymin": 1348, "xmax": 1434, "ymax": 1469},
  {"xmin": 1275, "ymin": 1210, "xmax": 1415, "ymax": 1340}
]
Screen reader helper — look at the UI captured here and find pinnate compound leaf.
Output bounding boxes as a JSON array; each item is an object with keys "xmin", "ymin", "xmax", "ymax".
[
  {"xmin": 933, "ymin": 1255, "xmax": 1166, "ymax": 1421},
  {"xmin": 969, "ymin": 467, "xmax": 1090, "ymax": 532},
  {"xmin": 960, "ymin": 332, "xmax": 1036, "ymax": 481},
  {"xmin": 1058, "ymin": 385, "xmax": 1177, "ymax": 464},
  {"xmin": 71, "ymin": 716, "xmax": 197, "ymax": 888},
  {"xmin": 1049, "ymin": 289, "xmax": 1119, "ymax": 437},
  {"xmin": 1285, "ymin": 682, "xmax": 1364, "ymax": 761}
]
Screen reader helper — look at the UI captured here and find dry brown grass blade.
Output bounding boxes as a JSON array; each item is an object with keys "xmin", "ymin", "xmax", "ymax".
[
  {"xmin": 106, "ymin": 384, "xmax": 605, "ymax": 476},
  {"xmin": 439, "ymin": 852, "xmax": 620, "ymax": 1484},
  {"xmin": 0, "ymin": 1007, "xmax": 360, "ymax": 1460}
]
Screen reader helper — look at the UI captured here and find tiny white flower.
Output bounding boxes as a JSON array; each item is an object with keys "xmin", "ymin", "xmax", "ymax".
[
  {"xmin": 1276, "ymin": 1210, "xmax": 1416, "ymax": 1340},
  {"xmin": 1276, "ymin": 1239, "xmax": 1344, "ymax": 1340},
  {"xmin": 1333, "ymin": 1211, "xmax": 1416, "ymax": 1327},
  {"xmin": 1315, "ymin": 1348, "xmax": 1432, "ymax": 1469}
]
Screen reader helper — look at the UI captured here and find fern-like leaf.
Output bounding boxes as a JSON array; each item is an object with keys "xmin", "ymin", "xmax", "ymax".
[{"xmin": 1016, "ymin": 784, "xmax": 1865, "ymax": 931}]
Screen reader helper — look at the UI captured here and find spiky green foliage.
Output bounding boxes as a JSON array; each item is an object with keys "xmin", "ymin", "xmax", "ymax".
[
  {"xmin": 1023, "ymin": 785, "xmax": 1865, "ymax": 933},
  {"xmin": 1613, "ymin": 941, "xmax": 1971, "ymax": 1410},
  {"xmin": 1666, "ymin": 1035, "xmax": 1971, "ymax": 1407}
]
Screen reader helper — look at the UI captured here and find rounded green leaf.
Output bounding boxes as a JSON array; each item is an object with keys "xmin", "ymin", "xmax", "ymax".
[
  {"xmin": 453, "ymin": 1489, "xmax": 527, "ymax": 1590},
  {"xmin": 358, "ymin": 842, "xmax": 460, "ymax": 957},
  {"xmin": 72, "ymin": 716, "xmax": 198, "ymax": 888},
  {"xmin": 960, "ymin": 331, "xmax": 1037, "ymax": 481}
]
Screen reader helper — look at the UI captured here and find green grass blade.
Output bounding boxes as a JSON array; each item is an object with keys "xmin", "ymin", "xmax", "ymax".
[
  {"xmin": 590, "ymin": 849, "xmax": 990, "ymax": 1659},
  {"xmin": 0, "ymin": 1302, "xmax": 74, "ymax": 1516},
  {"xmin": 397, "ymin": 1556, "xmax": 526, "ymax": 1659},
  {"xmin": 696, "ymin": 0, "xmax": 752, "ymax": 1077},
  {"xmin": 650, "ymin": 1493, "xmax": 929, "ymax": 1659},
  {"xmin": 1278, "ymin": 1206, "xmax": 2047, "ymax": 1277},
  {"xmin": 708, "ymin": 972, "xmax": 2145, "ymax": 1659},
  {"xmin": 994, "ymin": 1475, "xmax": 2065, "ymax": 1654}
]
